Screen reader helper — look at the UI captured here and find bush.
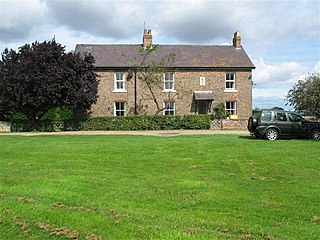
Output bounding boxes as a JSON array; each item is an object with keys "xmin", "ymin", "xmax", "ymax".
[
  {"xmin": 42, "ymin": 107, "xmax": 74, "ymax": 121},
  {"xmin": 213, "ymin": 102, "xmax": 228, "ymax": 119},
  {"xmin": 9, "ymin": 114, "xmax": 214, "ymax": 132},
  {"xmin": 9, "ymin": 107, "xmax": 85, "ymax": 132},
  {"xmin": 81, "ymin": 114, "xmax": 213, "ymax": 131}
]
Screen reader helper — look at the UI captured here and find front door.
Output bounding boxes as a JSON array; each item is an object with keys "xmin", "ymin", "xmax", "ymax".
[{"xmin": 197, "ymin": 101, "xmax": 209, "ymax": 114}]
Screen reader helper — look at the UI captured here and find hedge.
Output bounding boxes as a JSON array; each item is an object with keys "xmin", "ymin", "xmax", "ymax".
[
  {"xmin": 10, "ymin": 114, "xmax": 214, "ymax": 132},
  {"xmin": 82, "ymin": 114, "xmax": 213, "ymax": 131}
]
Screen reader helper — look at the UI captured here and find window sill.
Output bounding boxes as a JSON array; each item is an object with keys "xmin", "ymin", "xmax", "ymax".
[
  {"xmin": 113, "ymin": 90, "xmax": 127, "ymax": 93},
  {"xmin": 224, "ymin": 89, "xmax": 237, "ymax": 93},
  {"xmin": 162, "ymin": 90, "xmax": 177, "ymax": 93}
]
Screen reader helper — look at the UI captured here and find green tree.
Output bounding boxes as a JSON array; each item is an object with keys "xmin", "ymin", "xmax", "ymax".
[
  {"xmin": 0, "ymin": 39, "xmax": 99, "ymax": 127},
  {"xmin": 286, "ymin": 73, "xmax": 320, "ymax": 116},
  {"xmin": 126, "ymin": 45, "xmax": 177, "ymax": 115},
  {"xmin": 213, "ymin": 102, "xmax": 228, "ymax": 119}
]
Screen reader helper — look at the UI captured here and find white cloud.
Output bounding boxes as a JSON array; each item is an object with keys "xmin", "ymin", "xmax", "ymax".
[
  {"xmin": 1, "ymin": 0, "xmax": 319, "ymax": 49},
  {"xmin": 0, "ymin": 0, "xmax": 45, "ymax": 41},
  {"xmin": 43, "ymin": 0, "xmax": 146, "ymax": 40},
  {"xmin": 252, "ymin": 58, "xmax": 310, "ymax": 85},
  {"xmin": 156, "ymin": 0, "xmax": 320, "ymax": 43},
  {"xmin": 314, "ymin": 61, "xmax": 320, "ymax": 73},
  {"xmin": 251, "ymin": 60, "xmax": 319, "ymax": 109}
]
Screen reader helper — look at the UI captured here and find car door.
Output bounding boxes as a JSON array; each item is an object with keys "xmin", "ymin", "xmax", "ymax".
[
  {"xmin": 274, "ymin": 112, "xmax": 292, "ymax": 135},
  {"xmin": 288, "ymin": 113, "xmax": 305, "ymax": 136}
]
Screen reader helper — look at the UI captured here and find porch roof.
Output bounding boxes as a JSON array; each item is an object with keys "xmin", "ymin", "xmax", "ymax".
[{"xmin": 194, "ymin": 91, "xmax": 214, "ymax": 101}]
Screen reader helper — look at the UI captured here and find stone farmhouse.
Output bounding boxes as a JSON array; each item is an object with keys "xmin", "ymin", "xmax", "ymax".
[{"xmin": 75, "ymin": 30, "xmax": 255, "ymax": 120}]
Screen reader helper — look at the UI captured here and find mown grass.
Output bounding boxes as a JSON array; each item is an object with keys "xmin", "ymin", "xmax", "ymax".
[{"xmin": 0, "ymin": 134, "xmax": 319, "ymax": 240}]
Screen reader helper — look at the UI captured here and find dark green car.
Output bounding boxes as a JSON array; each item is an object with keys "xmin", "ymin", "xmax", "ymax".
[{"xmin": 247, "ymin": 110, "xmax": 320, "ymax": 140}]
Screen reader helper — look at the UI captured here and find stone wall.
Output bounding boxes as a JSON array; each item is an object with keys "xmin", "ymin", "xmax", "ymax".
[
  {"xmin": 0, "ymin": 121, "xmax": 11, "ymax": 132},
  {"xmin": 222, "ymin": 120, "xmax": 248, "ymax": 130},
  {"xmin": 91, "ymin": 69, "xmax": 253, "ymax": 119}
]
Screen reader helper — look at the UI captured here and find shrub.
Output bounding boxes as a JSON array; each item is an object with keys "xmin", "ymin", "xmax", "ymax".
[
  {"xmin": 42, "ymin": 107, "xmax": 74, "ymax": 121},
  {"xmin": 81, "ymin": 114, "xmax": 213, "ymax": 131},
  {"xmin": 213, "ymin": 102, "xmax": 228, "ymax": 119},
  {"xmin": 9, "ymin": 114, "xmax": 213, "ymax": 132}
]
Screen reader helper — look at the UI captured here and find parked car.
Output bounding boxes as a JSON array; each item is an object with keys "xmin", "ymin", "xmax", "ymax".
[{"xmin": 247, "ymin": 109, "xmax": 320, "ymax": 140}]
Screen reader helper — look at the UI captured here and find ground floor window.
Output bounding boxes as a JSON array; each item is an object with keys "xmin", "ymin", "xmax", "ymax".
[
  {"xmin": 163, "ymin": 102, "xmax": 175, "ymax": 115},
  {"xmin": 226, "ymin": 101, "xmax": 236, "ymax": 115},
  {"xmin": 114, "ymin": 102, "xmax": 126, "ymax": 116}
]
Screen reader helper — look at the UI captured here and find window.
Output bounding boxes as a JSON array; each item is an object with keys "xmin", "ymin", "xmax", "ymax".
[
  {"xmin": 225, "ymin": 73, "xmax": 235, "ymax": 90},
  {"xmin": 276, "ymin": 112, "xmax": 287, "ymax": 122},
  {"xmin": 164, "ymin": 72, "xmax": 174, "ymax": 91},
  {"xmin": 163, "ymin": 102, "xmax": 175, "ymax": 115},
  {"xmin": 226, "ymin": 101, "xmax": 236, "ymax": 115},
  {"xmin": 114, "ymin": 102, "xmax": 126, "ymax": 116},
  {"xmin": 288, "ymin": 113, "xmax": 303, "ymax": 122},
  {"xmin": 261, "ymin": 111, "xmax": 272, "ymax": 121},
  {"xmin": 114, "ymin": 72, "xmax": 125, "ymax": 91}
]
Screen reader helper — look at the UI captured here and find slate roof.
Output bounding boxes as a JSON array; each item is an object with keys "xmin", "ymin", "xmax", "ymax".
[
  {"xmin": 75, "ymin": 44, "xmax": 255, "ymax": 69},
  {"xmin": 194, "ymin": 91, "xmax": 214, "ymax": 101}
]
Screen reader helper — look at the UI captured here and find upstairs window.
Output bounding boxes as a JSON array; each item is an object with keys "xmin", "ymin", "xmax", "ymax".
[
  {"xmin": 114, "ymin": 72, "xmax": 125, "ymax": 91},
  {"xmin": 225, "ymin": 73, "xmax": 236, "ymax": 90},
  {"xmin": 164, "ymin": 72, "xmax": 174, "ymax": 91},
  {"xmin": 163, "ymin": 102, "xmax": 175, "ymax": 115}
]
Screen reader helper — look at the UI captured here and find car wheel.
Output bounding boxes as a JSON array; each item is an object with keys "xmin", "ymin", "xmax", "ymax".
[
  {"xmin": 310, "ymin": 129, "xmax": 320, "ymax": 140},
  {"xmin": 265, "ymin": 129, "xmax": 278, "ymax": 141}
]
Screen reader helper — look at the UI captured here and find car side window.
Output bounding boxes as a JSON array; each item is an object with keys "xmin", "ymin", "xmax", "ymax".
[
  {"xmin": 261, "ymin": 111, "xmax": 271, "ymax": 121},
  {"xmin": 288, "ymin": 113, "xmax": 303, "ymax": 122},
  {"xmin": 276, "ymin": 112, "xmax": 287, "ymax": 121}
]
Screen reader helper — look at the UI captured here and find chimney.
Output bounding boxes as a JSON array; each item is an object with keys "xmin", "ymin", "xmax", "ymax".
[
  {"xmin": 233, "ymin": 31, "xmax": 241, "ymax": 49},
  {"xmin": 143, "ymin": 29, "xmax": 152, "ymax": 47}
]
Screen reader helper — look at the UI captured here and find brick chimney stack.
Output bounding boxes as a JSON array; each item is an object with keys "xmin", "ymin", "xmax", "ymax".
[
  {"xmin": 233, "ymin": 31, "xmax": 241, "ymax": 49},
  {"xmin": 143, "ymin": 29, "xmax": 152, "ymax": 47}
]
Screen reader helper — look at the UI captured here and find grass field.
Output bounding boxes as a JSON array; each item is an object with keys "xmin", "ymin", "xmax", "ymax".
[{"xmin": 0, "ymin": 134, "xmax": 319, "ymax": 239}]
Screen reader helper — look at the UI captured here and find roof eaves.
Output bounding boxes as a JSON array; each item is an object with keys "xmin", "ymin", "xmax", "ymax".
[{"xmin": 94, "ymin": 66, "xmax": 256, "ymax": 71}]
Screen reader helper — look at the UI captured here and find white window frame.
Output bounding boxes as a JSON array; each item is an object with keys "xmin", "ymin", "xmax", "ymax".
[
  {"xmin": 225, "ymin": 73, "xmax": 236, "ymax": 92},
  {"xmin": 114, "ymin": 72, "xmax": 126, "ymax": 92},
  {"xmin": 163, "ymin": 102, "xmax": 175, "ymax": 115},
  {"xmin": 114, "ymin": 102, "xmax": 126, "ymax": 116},
  {"xmin": 225, "ymin": 101, "xmax": 237, "ymax": 115},
  {"xmin": 163, "ymin": 72, "xmax": 175, "ymax": 91}
]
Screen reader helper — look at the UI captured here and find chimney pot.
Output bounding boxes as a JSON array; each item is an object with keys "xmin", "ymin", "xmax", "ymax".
[
  {"xmin": 143, "ymin": 28, "xmax": 153, "ymax": 47},
  {"xmin": 233, "ymin": 31, "xmax": 241, "ymax": 49}
]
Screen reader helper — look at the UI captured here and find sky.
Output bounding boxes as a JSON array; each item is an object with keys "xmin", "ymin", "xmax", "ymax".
[{"xmin": 1, "ymin": 0, "xmax": 319, "ymax": 110}]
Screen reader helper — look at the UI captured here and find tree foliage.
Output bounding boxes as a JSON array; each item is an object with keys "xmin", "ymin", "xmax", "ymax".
[
  {"xmin": 137, "ymin": 45, "xmax": 176, "ymax": 115},
  {"xmin": 0, "ymin": 39, "xmax": 99, "ymax": 126},
  {"xmin": 213, "ymin": 102, "xmax": 228, "ymax": 119},
  {"xmin": 126, "ymin": 45, "xmax": 177, "ymax": 115},
  {"xmin": 286, "ymin": 73, "xmax": 320, "ymax": 116}
]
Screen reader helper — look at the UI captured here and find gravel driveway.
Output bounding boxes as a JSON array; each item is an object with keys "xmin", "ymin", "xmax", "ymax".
[{"xmin": 0, "ymin": 129, "xmax": 250, "ymax": 137}]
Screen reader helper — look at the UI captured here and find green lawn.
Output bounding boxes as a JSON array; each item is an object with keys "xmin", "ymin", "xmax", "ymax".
[{"xmin": 0, "ymin": 134, "xmax": 319, "ymax": 239}]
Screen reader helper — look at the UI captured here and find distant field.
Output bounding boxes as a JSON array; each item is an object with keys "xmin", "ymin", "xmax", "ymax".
[{"xmin": 0, "ymin": 134, "xmax": 319, "ymax": 239}]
